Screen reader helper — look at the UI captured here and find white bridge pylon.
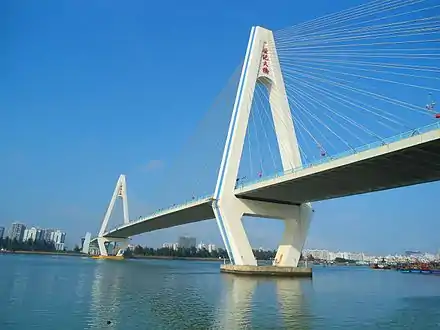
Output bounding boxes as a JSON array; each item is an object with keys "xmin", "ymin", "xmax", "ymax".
[
  {"xmin": 97, "ymin": 174, "xmax": 130, "ymax": 256},
  {"xmin": 213, "ymin": 26, "xmax": 313, "ymax": 267}
]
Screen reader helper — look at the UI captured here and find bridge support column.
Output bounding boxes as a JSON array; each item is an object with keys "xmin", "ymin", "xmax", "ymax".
[
  {"xmin": 273, "ymin": 203, "xmax": 313, "ymax": 267},
  {"xmin": 213, "ymin": 198, "xmax": 257, "ymax": 266},
  {"xmin": 214, "ymin": 198, "xmax": 313, "ymax": 267},
  {"xmin": 97, "ymin": 237, "xmax": 130, "ymax": 256},
  {"xmin": 95, "ymin": 174, "xmax": 131, "ymax": 256},
  {"xmin": 213, "ymin": 26, "xmax": 312, "ymax": 267},
  {"xmin": 242, "ymin": 199, "xmax": 312, "ymax": 267},
  {"xmin": 97, "ymin": 237, "xmax": 108, "ymax": 256}
]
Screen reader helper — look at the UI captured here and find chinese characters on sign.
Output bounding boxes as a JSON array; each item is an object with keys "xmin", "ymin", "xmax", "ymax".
[
  {"xmin": 261, "ymin": 44, "xmax": 270, "ymax": 75},
  {"xmin": 117, "ymin": 186, "xmax": 124, "ymax": 197}
]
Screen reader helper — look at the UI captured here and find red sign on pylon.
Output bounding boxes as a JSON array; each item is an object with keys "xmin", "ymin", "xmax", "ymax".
[{"xmin": 260, "ymin": 44, "xmax": 270, "ymax": 75}]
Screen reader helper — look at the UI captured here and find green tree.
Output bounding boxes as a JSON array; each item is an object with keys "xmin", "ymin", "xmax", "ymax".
[{"xmin": 0, "ymin": 237, "xmax": 56, "ymax": 252}]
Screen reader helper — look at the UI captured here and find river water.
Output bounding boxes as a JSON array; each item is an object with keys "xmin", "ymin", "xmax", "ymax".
[{"xmin": 1, "ymin": 254, "xmax": 440, "ymax": 329}]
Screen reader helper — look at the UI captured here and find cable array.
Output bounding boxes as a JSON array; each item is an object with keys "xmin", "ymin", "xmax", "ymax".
[
  {"xmin": 114, "ymin": 0, "xmax": 440, "ymax": 225},
  {"xmin": 148, "ymin": 66, "xmax": 243, "ymax": 211},
  {"xmin": 237, "ymin": 0, "xmax": 440, "ymax": 184}
]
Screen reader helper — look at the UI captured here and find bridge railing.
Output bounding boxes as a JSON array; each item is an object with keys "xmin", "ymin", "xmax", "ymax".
[
  {"xmin": 236, "ymin": 121, "xmax": 440, "ymax": 190},
  {"xmin": 106, "ymin": 194, "xmax": 214, "ymax": 233},
  {"xmin": 105, "ymin": 121, "xmax": 439, "ymax": 233}
]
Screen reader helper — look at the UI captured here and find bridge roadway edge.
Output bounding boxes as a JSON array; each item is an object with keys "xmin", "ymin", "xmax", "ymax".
[{"xmin": 220, "ymin": 264, "xmax": 312, "ymax": 278}]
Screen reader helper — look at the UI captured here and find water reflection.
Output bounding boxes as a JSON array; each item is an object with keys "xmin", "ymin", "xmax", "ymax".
[
  {"xmin": 4, "ymin": 257, "xmax": 440, "ymax": 329},
  {"xmin": 88, "ymin": 261, "xmax": 124, "ymax": 329},
  {"xmin": 217, "ymin": 274, "xmax": 258, "ymax": 329},
  {"xmin": 7, "ymin": 262, "xmax": 31, "ymax": 308},
  {"xmin": 276, "ymin": 278, "xmax": 311, "ymax": 330},
  {"xmin": 217, "ymin": 274, "xmax": 311, "ymax": 329},
  {"xmin": 133, "ymin": 260, "xmax": 218, "ymax": 329}
]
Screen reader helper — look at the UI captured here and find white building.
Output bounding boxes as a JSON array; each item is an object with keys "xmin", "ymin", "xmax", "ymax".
[
  {"xmin": 197, "ymin": 242, "xmax": 206, "ymax": 250},
  {"xmin": 207, "ymin": 244, "xmax": 216, "ymax": 253},
  {"xmin": 23, "ymin": 229, "xmax": 29, "ymax": 242},
  {"xmin": 9, "ymin": 223, "xmax": 26, "ymax": 241},
  {"xmin": 55, "ymin": 243, "xmax": 65, "ymax": 251},
  {"xmin": 23, "ymin": 227, "xmax": 44, "ymax": 242},
  {"xmin": 52, "ymin": 230, "xmax": 66, "ymax": 244},
  {"xmin": 196, "ymin": 242, "xmax": 216, "ymax": 253},
  {"xmin": 303, "ymin": 249, "xmax": 331, "ymax": 260},
  {"xmin": 43, "ymin": 229, "xmax": 54, "ymax": 242},
  {"xmin": 51, "ymin": 230, "xmax": 66, "ymax": 251},
  {"xmin": 302, "ymin": 249, "xmax": 366, "ymax": 261}
]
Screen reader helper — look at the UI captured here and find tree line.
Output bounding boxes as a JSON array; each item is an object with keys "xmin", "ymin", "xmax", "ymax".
[
  {"xmin": 0, "ymin": 237, "xmax": 57, "ymax": 252},
  {"xmin": 129, "ymin": 245, "xmax": 279, "ymax": 260}
]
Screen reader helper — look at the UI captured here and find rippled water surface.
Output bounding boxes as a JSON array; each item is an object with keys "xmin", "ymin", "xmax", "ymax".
[{"xmin": 1, "ymin": 254, "xmax": 440, "ymax": 329}]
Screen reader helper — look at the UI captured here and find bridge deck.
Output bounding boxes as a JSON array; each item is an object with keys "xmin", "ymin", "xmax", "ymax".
[
  {"xmin": 236, "ymin": 127, "xmax": 440, "ymax": 204},
  {"xmin": 104, "ymin": 197, "xmax": 214, "ymax": 238},
  {"xmin": 103, "ymin": 125, "xmax": 440, "ymax": 238}
]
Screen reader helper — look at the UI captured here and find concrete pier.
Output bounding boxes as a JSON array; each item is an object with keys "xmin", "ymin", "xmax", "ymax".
[{"xmin": 220, "ymin": 264, "xmax": 312, "ymax": 277}]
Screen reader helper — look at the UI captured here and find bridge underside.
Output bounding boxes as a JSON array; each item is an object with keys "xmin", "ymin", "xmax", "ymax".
[
  {"xmin": 103, "ymin": 199, "xmax": 214, "ymax": 238},
  {"xmin": 237, "ymin": 136, "xmax": 440, "ymax": 204},
  {"xmin": 101, "ymin": 129, "xmax": 440, "ymax": 240}
]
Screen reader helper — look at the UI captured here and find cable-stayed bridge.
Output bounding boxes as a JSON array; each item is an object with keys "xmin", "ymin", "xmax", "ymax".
[{"xmin": 90, "ymin": 0, "xmax": 440, "ymax": 268}]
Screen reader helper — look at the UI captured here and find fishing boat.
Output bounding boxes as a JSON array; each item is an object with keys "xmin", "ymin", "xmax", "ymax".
[
  {"xmin": 399, "ymin": 268, "xmax": 440, "ymax": 275},
  {"xmin": 370, "ymin": 258, "xmax": 391, "ymax": 270},
  {"xmin": 371, "ymin": 263, "xmax": 391, "ymax": 270}
]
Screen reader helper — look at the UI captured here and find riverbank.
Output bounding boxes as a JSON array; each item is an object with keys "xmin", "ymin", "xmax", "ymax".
[
  {"xmin": 131, "ymin": 255, "xmax": 223, "ymax": 262},
  {"xmin": 0, "ymin": 250, "xmax": 225, "ymax": 261},
  {"xmin": 0, "ymin": 251, "xmax": 276, "ymax": 264},
  {"xmin": 0, "ymin": 250, "xmax": 84, "ymax": 257}
]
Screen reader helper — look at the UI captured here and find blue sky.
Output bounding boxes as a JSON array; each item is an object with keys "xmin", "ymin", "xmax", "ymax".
[{"xmin": 1, "ymin": 0, "xmax": 439, "ymax": 255}]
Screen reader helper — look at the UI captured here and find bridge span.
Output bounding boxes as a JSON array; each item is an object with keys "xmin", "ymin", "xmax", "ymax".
[
  {"xmin": 90, "ymin": 3, "xmax": 440, "ymax": 268},
  {"xmin": 102, "ymin": 124, "xmax": 440, "ymax": 239}
]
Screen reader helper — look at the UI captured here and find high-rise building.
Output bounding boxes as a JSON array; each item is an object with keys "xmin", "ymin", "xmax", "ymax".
[
  {"xmin": 82, "ymin": 232, "xmax": 91, "ymax": 254},
  {"xmin": 23, "ymin": 229, "xmax": 30, "ymax": 242},
  {"xmin": 53, "ymin": 230, "xmax": 66, "ymax": 244},
  {"xmin": 207, "ymin": 244, "xmax": 216, "ymax": 253},
  {"xmin": 178, "ymin": 236, "xmax": 196, "ymax": 249},
  {"xmin": 0, "ymin": 226, "xmax": 4, "ymax": 239},
  {"xmin": 52, "ymin": 230, "xmax": 66, "ymax": 251},
  {"xmin": 43, "ymin": 229, "xmax": 54, "ymax": 242},
  {"xmin": 36, "ymin": 228, "xmax": 44, "ymax": 241},
  {"xmin": 9, "ymin": 223, "xmax": 26, "ymax": 241},
  {"xmin": 55, "ymin": 243, "xmax": 65, "ymax": 251},
  {"xmin": 23, "ymin": 227, "xmax": 44, "ymax": 242}
]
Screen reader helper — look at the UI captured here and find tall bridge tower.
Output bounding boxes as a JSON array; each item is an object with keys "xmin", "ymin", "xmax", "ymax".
[{"xmin": 213, "ymin": 26, "xmax": 313, "ymax": 267}]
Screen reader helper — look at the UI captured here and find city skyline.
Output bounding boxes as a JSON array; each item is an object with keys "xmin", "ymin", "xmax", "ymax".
[
  {"xmin": 2, "ymin": 215, "xmax": 439, "ymax": 257},
  {"xmin": 155, "ymin": 238, "xmax": 440, "ymax": 263},
  {"xmin": 1, "ymin": 222, "xmax": 67, "ymax": 251},
  {"xmin": 1, "ymin": 219, "xmax": 437, "ymax": 261},
  {"xmin": 1, "ymin": 0, "xmax": 439, "ymax": 256}
]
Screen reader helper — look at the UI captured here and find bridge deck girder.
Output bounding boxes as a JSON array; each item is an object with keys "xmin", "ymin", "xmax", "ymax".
[{"xmin": 102, "ymin": 128, "xmax": 440, "ymax": 239}]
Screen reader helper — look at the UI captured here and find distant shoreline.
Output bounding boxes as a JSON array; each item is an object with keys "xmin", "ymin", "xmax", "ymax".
[
  {"xmin": 0, "ymin": 252, "xmax": 371, "ymax": 265},
  {"xmin": 0, "ymin": 250, "xmax": 224, "ymax": 261},
  {"xmin": 131, "ymin": 255, "xmax": 223, "ymax": 262},
  {"xmin": 0, "ymin": 250, "xmax": 84, "ymax": 257}
]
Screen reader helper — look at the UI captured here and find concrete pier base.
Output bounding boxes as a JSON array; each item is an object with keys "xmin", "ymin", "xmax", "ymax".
[{"xmin": 220, "ymin": 264, "xmax": 312, "ymax": 278}]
